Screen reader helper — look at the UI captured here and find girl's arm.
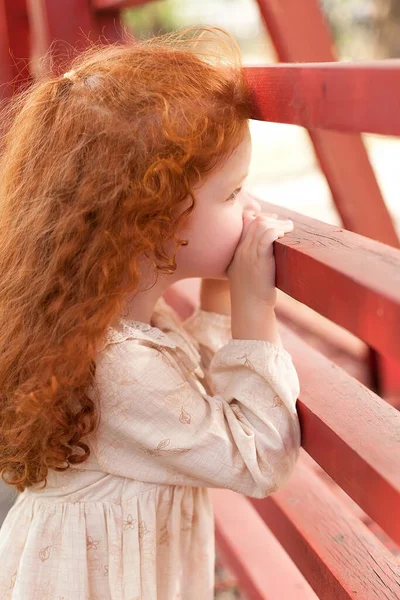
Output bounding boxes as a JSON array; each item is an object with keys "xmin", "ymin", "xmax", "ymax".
[
  {"xmin": 91, "ymin": 336, "xmax": 301, "ymax": 499},
  {"xmin": 199, "ymin": 278, "xmax": 283, "ymax": 347}
]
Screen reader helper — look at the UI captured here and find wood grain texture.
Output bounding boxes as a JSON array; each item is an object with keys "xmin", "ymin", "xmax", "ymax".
[
  {"xmin": 250, "ymin": 454, "xmax": 400, "ymax": 600},
  {"xmin": 212, "ymin": 488, "xmax": 318, "ymax": 600},
  {"xmin": 255, "ymin": 200, "xmax": 400, "ymax": 362},
  {"xmin": 279, "ymin": 320, "xmax": 400, "ymax": 546}
]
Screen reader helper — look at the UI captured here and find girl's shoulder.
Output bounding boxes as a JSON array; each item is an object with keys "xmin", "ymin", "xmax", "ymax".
[
  {"xmin": 96, "ymin": 295, "xmax": 205, "ymax": 378},
  {"xmin": 98, "ymin": 296, "xmax": 197, "ymax": 356},
  {"xmin": 103, "ymin": 319, "xmax": 177, "ymax": 351}
]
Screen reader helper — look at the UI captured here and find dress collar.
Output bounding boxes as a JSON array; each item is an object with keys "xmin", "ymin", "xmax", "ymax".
[{"xmin": 99, "ymin": 296, "xmax": 204, "ymax": 378}]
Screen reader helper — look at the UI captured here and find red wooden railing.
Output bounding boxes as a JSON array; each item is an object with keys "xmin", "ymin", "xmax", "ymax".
[
  {"xmin": 1, "ymin": 1, "xmax": 400, "ymax": 599},
  {"xmin": 255, "ymin": 0, "xmax": 400, "ymax": 402}
]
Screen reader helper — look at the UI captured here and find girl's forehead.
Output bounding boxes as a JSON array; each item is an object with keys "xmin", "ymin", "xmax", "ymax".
[{"xmin": 203, "ymin": 136, "xmax": 252, "ymax": 184}]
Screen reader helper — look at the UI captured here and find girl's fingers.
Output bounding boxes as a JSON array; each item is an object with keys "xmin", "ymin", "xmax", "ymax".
[
  {"xmin": 254, "ymin": 217, "xmax": 293, "ymax": 239},
  {"xmin": 240, "ymin": 214, "xmax": 259, "ymax": 253},
  {"xmin": 255, "ymin": 228, "xmax": 282, "ymax": 256},
  {"xmin": 241, "ymin": 213, "xmax": 294, "ymax": 252}
]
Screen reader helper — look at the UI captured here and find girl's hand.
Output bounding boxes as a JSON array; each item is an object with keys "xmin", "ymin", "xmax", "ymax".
[{"xmin": 227, "ymin": 211, "xmax": 294, "ymax": 308}]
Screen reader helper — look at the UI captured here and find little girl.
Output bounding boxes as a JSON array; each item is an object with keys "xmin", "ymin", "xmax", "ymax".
[{"xmin": 0, "ymin": 26, "xmax": 300, "ymax": 600}]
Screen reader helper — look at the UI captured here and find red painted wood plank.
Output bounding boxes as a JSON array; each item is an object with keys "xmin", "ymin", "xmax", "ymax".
[
  {"xmin": 0, "ymin": 1, "xmax": 14, "ymax": 97},
  {"xmin": 27, "ymin": 0, "xmax": 126, "ymax": 74},
  {"xmin": 211, "ymin": 489, "xmax": 319, "ymax": 600},
  {"xmin": 96, "ymin": 10, "xmax": 125, "ymax": 44},
  {"xmin": 279, "ymin": 321, "xmax": 400, "ymax": 546},
  {"xmin": 93, "ymin": 0, "xmax": 156, "ymax": 9},
  {"xmin": 245, "ymin": 62, "xmax": 400, "ymax": 136},
  {"xmin": 313, "ymin": 131, "xmax": 399, "ymax": 246},
  {"xmin": 0, "ymin": 0, "xmax": 31, "ymax": 98},
  {"xmin": 250, "ymin": 453, "xmax": 400, "ymax": 600},
  {"xmin": 26, "ymin": 0, "xmax": 98, "ymax": 75},
  {"xmin": 256, "ymin": 200, "xmax": 400, "ymax": 362},
  {"xmin": 378, "ymin": 354, "xmax": 400, "ymax": 400},
  {"xmin": 253, "ymin": 0, "xmax": 399, "ymax": 246},
  {"xmin": 256, "ymin": 0, "xmax": 336, "ymax": 62}
]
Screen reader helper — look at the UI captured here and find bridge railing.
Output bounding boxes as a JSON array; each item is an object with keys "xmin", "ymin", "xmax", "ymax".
[{"xmin": 0, "ymin": 2, "xmax": 399, "ymax": 598}]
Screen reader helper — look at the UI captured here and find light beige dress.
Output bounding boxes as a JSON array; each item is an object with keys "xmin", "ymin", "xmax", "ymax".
[{"xmin": 0, "ymin": 295, "xmax": 301, "ymax": 600}]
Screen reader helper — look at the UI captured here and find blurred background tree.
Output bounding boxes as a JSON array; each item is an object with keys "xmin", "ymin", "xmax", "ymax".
[
  {"xmin": 122, "ymin": 0, "xmax": 400, "ymax": 61},
  {"xmin": 373, "ymin": 0, "xmax": 400, "ymax": 57},
  {"xmin": 321, "ymin": 0, "xmax": 400, "ymax": 58},
  {"xmin": 122, "ymin": 0, "xmax": 277, "ymax": 62}
]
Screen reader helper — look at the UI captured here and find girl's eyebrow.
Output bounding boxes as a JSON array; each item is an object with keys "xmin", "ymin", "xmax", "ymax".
[{"xmin": 223, "ymin": 171, "xmax": 249, "ymax": 191}]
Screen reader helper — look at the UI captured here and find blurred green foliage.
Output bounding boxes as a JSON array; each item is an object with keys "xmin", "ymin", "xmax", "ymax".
[
  {"xmin": 122, "ymin": 0, "xmax": 181, "ymax": 38},
  {"xmin": 123, "ymin": 0, "xmax": 400, "ymax": 59}
]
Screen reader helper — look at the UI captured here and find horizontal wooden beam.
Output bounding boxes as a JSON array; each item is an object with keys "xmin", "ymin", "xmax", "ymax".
[
  {"xmin": 256, "ymin": 200, "xmax": 400, "ymax": 362},
  {"xmin": 244, "ymin": 62, "xmax": 400, "ymax": 136},
  {"xmin": 250, "ymin": 454, "xmax": 400, "ymax": 600},
  {"xmin": 211, "ymin": 488, "xmax": 318, "ymax": 600},
  {"xmin": 280, "ymin": 321, "xmax": 400, "ymax": 545}
]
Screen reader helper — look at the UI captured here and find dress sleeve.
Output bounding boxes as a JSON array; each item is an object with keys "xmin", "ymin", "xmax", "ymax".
[
  {"xmin": 182, "ymin": 306, "xmax": 232, "ymax": 377},
  {"xmin": 91, "ymin": 335, "xmax": 301, "ymax": 499}
]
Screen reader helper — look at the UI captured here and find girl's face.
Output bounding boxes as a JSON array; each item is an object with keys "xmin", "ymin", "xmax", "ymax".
[{"xmin": 173, "ymin": 128, "xmax": 261, "ymax": 279}]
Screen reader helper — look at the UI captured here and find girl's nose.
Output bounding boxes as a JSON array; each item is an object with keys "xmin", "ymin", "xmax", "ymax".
[{"xmin": 243, "ymin": 192, "xmax": 262, "ymax": 216}]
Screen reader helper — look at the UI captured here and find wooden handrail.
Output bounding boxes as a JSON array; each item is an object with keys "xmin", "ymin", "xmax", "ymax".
[
  {"xmin": 245, "ymin": 62, "xmax": 400, "ymax": 136},
  {"xmin": 257, "ymin": 201, "xmax": 400, "ymax": 361},
  {"xmin": 250, "ymin": 454, "xmax": 400, "ymax": 600},
  {"xmin": 212, "ymin": 488, "xmax": 318, "ymax": 599},
  {"xmin": 280, "ymin": 321, "xmax": 400, "ymax": 545}
]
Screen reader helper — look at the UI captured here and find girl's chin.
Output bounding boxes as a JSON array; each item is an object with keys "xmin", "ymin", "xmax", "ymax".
[{"xmin": 198, "ymin": 272, "xmax": 229, "ymax": 281}]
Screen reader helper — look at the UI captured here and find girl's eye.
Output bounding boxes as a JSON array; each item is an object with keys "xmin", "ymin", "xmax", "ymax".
[{"xmin": 226, "ymin": 187, "xmax": 242, "ymax": 202}]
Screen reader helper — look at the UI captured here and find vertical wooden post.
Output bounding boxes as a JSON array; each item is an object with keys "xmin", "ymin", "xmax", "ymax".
[
  {"xmin": 26, "ymin": 0, "xmax": 125, "ymax": 78},
  {"xmin": 0, "ymin": 0, "xmax": 31, "ymax": 99}
]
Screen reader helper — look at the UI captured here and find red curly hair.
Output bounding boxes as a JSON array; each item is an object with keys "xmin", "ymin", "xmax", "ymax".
[{"xmin": 0, "ymin": 26, "xmax": 253, "ymax": 491}]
